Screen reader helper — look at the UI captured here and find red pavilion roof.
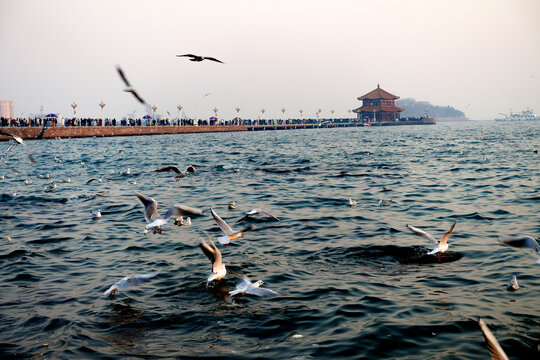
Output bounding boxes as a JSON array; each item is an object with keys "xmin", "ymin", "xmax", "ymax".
[
  {"xmin": 357, "ymin": 84, "xmax": 400, "ymax": 100},
  {"xmin": 352, "ymin": 105, "xmax": 404, "ymax": 113}
]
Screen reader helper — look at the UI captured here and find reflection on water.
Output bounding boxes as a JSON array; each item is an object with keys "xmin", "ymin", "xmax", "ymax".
[{"xmin": 0, "ymin": 121, "xmax": 539, "ymax": 359}]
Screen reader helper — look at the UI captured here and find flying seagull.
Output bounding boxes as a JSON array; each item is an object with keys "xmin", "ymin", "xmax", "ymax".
[
  {"xmin": 103, "ymin": 271, "xmax": 160, "ymax": 299},
  {"xmin": 236, "ymin": 208, "xmax": 280, "ymax": 223},
  {"xmin": 406, "ymin": 221, "xmax": 457, "ymax": 255},
  {"xmin": 199, "ymin": 239, "xmax": 226, "ymax": 282},
  {"xmin": 156, "ymin": 165, "xmax": 196, "ymax": 180},
  {"xmin": 0, "ymin": 130, "xmax": 37, "ymax": 165},
  {"xmin": 500, "ymin": 235, "xmax": 540, "ymax": 264},
  {"xmin": 210, "ymin": 208, "xmax": 245, "ymax": 245},
  {"xmin": 229, "ymin": 276, "xmax": 279, "ymax": 297},
  {"xmin": 135, "ymin": 191, "xmax": 203, "ymax": 233},
  {"xmin": 478, "ymin": 318, "xmax": 509, "ymax": 360},
  {"xmin": 176, "ymin": 54, "xmax": 224, "ymax": 64},
  {"xmin": 116, "ymin": 65, "xmax": 147, "ymax": 104}
]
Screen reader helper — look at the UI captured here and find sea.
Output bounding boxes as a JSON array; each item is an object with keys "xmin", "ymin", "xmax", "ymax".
[{"xmin": 0, "ymin": 120, "xmax": 538, "ymax": 359}]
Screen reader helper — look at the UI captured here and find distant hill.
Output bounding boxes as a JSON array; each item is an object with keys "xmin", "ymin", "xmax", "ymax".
[{"xmin": 397, "ymin": 98, "xmax": 468, "ymax": 120}]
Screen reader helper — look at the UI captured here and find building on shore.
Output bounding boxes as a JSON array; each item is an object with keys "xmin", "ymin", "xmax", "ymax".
[
  {"xmin": 352, "ymin": 85, "xmax": 404, "ymax": 123},
  {"xmin": 1, "ymin": 100, "xmax": 14, "ymax": 119}
]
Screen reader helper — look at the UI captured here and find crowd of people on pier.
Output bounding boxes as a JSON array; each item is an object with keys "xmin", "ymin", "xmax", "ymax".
[{"xmin": 1, "ymin": 116, "xmax": 357, "ymax": 128}]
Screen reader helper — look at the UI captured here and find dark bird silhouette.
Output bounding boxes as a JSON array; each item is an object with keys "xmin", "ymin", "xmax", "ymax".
[
  {"xmin": 176, "ymin": 54, "xmax": 224, "ymax": 64},
  {"xmin": 116, "ymin": 65, "xmax": 146, "ymax": 104}
]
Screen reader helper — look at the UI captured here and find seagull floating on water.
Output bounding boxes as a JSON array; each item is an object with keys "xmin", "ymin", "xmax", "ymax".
[
  {"xmin": 210, "ymin": 208, "xmax": 244, "ymax": 245},
  {"xmin": 347, "ymin": 198, "xmax": 358, "ymax": 207},
  {"xmin": 92, "ymin": 210, "xmax": 102, "ymax": 219},
  {"xmin": 135, "ymin": 191, "xmax": 203, "ymax": 234},
  {"xmin": 86, "ymin": 178, "xmax": 103, "ymax": 184},
  {"xmin": 378, "ymin": 198, "xmax": 392, "ymax": 206},
  {"xmin": 199, "ymin": 239, "xmax": 226, "ymax": 282},
  {"xmin": 24, "ymin": 179, "xmax": 33, "ymax": 185},
  {"xmin": 236, "ymin": 208, "xmax": 279, "ymax": 223},
  {"xmin": 478, "ymin": 318, "xmax": 509, "ymax": 360},
  {"xmin": 228, "ymin": 201, "xmax": 237, "ymax": 210},
  {"xmin": 506, "ymin": 275, "xmax": 519, "ymax": 291},
  {"xmin": 156, "ymin": 165, "xmax": 196, "ymax": 180},
  {"xmin": 116, "ymin": 65, "xmax": 147, "ymax": 104},
  {"xmin": 229, "ymin": 276, "xmax": 279, "ymax": 297},
  {"xmin": 176, "ymin": 54, "xmax": 224, "ymax": 64},
  {"xmin": 103, "ymin": 271, "xmax": 159, "ymax": 299},
  {"xmin": 406, "ymin": 221, "xmax": 457, "ymax": 255},
  {"xmin": 44, "ymin": 181, "xmax": 56, "ymax": 193},
  {"xmin": 500, "ymin": 235, "xmax": 540, "ymax": 264}
]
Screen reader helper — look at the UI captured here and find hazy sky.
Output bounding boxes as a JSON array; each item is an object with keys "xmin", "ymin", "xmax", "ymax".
[{"xmin": 1, "ymin": 0, "xmax": 539, "ymax": 120}]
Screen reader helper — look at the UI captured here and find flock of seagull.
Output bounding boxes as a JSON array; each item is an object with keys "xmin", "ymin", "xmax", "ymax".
[{"xmin": 1, "ymin": 80, "xmax": 539, "ymax": 358}]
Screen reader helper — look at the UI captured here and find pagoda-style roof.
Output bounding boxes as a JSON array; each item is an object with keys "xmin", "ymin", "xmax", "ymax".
[
  {"xmin": 357, "ymin": 84, "xmax": 399, "ymax": 100},
  {"xmin": 352, "ymin": 104, "xmax": 404, "ymax": 113}
]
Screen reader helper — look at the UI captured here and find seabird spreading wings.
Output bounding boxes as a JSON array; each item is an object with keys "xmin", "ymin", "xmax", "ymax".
[
  {"xmin": 199, "ymin": 239, "xmax": 226, "ymax": 282},
  {"xmin": 236, "ymin": 208, "xmax": 280, "ymax": 223},
  {"xmin": 116, "ymin": 65, "xmax": 147, "ymax": 104},
  {"xmin": 406, "ymin": 221, "xmax": 457, "ymax": 255},
  {"xmin": 176, "ymin": 54, "xmax": 224, "ymax": 64},
  {"xmin": 229, "ymin": 276, "xmax": 279, "ymax": 297},
  {"xmin": 103, "ymin": 272, "xmax": 160, "ymax": 299},
  {"xmin": 156, "ymin": 165, "xmax": 196, "ymax": 179}
]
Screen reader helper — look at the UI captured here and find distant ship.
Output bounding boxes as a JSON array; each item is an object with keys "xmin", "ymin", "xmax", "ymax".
[{"xmin": 495, "ymin": 109, "xmax": 538, "ymax": 121}]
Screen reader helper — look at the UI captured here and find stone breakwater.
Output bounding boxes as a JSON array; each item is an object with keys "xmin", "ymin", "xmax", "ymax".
[
  {"xmin": 0, "ymin": 125, "xmax": 247, "ymax": 141},
  {"xmin": 0, "ymin": 118, "xmax": 436, "ymax": 141}
]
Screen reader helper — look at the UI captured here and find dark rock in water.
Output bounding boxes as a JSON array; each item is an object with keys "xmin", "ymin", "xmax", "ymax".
[{"xmin": 399, "ymin": 251, "xmax": 464, "ymax": 264}]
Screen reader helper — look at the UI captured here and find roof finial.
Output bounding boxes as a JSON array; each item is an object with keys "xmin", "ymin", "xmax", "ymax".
[{"xmin": 377, "ymin": 84, "xmax": 380, "ymax": 88}]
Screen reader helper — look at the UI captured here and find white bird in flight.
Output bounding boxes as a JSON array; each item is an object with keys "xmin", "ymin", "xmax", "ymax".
[
  {"xmin": 135, "ymin": 191, "xmax": 203, "ymax": 233},
  {"xmin": 500, "ymin": 235, "xmax": 540, "ymax": 264},
  {"xmin": 103, "ymin": 271, "xmax": 159, "ymax": 299},
  {"xmin": 199, "ymin": 239, "xmax": 226, "ymax": 282},
  {"xmin": 478, "ymin": 318, "xmax": 509, "ymax": 360},
  {"xmin": 229, "ymin": 276, "xmax": 279, "ymax": 297},
  {"xmin": 236, "ymin": 208, "xmax": 280, "ymax": 223},
  {"xmin": 156, "ymin": 165, "xmax": 196, "ymax": 180},
  {"xmin": 116, "ymin": 65, "xmax": 146, "ymax": 104},
  {"xmin": 378, "ymin": 198, "xmax": 392, "ymax": 206},
  {"xmin": 406, "ymin": 221, "xmax": 457, "ymax": 255},
  {"xmin": 0, "ymin": 130, "xmax": 38, "ymax": 166},
  {"xmin": 210, "ymin": 208, "xmax": 244, "ymax": 245}
]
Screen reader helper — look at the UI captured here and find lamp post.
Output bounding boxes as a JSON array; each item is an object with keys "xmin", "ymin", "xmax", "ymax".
[
  {"xmin": 99, "ymin": 101, "xmax": 105, "ymax": 126},
  {"xmin": 331, "ymin": 109, "xmax": 334, "ymax": 122},
  {"xmin": 71, "ymin": 102, "xmax": 77, "ymax": 126},
  {"xmin": 281, "ymin": 108, "xmax": 286, "ymax": 125},
  {"xmin": 260, "ymin": 108, "xmax": 265, "ymax": 125},
  {"xmin": 299, "ymin": 109, "xmax": 304, "ymax": 124},
  {"xmin": 213, "ymin": 107, "xmax": 218, "ymax": 124},
  {"xmin": 317, "ymin": 108, "xmax": 322, "ymax": 124},
  {"xmin": 177, "ymin": 104, "xmax": 182, "ymax": 126},
  {"xmin": 235, "ymin": 106, "xmax": 241, "ymax": 125},
  {"xmin": 152, "ymin": 105, "xmax": 158, "ymax": 125}
]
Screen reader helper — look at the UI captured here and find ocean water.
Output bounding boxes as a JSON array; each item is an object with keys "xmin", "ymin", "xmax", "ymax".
[{"xmin": 0, "ymin": 121, "xmax": 539, "ymax": 359}]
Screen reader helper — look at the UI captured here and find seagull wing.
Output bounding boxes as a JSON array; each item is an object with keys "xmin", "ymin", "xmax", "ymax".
[
  {"xmin": 406, "ymin": 224, "xmax": 439, "ymax": 246},
  {"xmin": 246, "ymin": 287, "xmax": 280, "ymax": 297},
  {"xmin": 126, "ymin": 272, "xmax": 160, "ymax": 287},
  {"xmin": 210, "ymin": 208, "xmax": 234, "ymax": 235},
  {"xmin": 209, "ymin": 241, "xmax": 223, "ymax": 273},
  {"xmin": 203, "ymin": 56, "xmax": 224, "ymax": 64},
  {"xmin": 156, "ymin": 165, "xmax": 182, "ymax": 174},
  {"xmin": 116, "ymin": 65, "xmax": 131, "ymax": 86},
  {"xmin": 177, "ymin": 54, "xmax": 197, "ymax": 59},
  {"xmin": 440, "ymin": 221, "xmax": 457, "ymax": 246},
  {"xmin": 135, "ymin": 191, "xmax": 158, "ymax": 222},
  {"xmin": 164, "ymin": 204, "xmax": 204, "ymax": 219},
  {"xmin": 501, "ymin": 235, "xmax": 540, "ymax": 253},
  {"xmin": 199, "ymin": 240, "xmax": 216, "ymax": 263},
  {"xmin": 183, "ymin": 165, "xmax": 196, "ymax": 173},
  {"xmin": 258, "ymin": 209, "xmax": 280, "ymax": 221},
  {"xmin": 131, "ymin": 90, "xmax": 146, "ymax": 105},
  {"xmin": 236, "ymin": 214, "xmax": 252, "ymax": 223},
  {"xmin": 478, "ymin": 319, "xmax": 509, "ymax": 360}
]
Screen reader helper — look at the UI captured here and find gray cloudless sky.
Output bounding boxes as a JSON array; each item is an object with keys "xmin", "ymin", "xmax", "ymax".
[{"xmin": 1, "ymin": 0, "xmax": 539, "ymax": 120}]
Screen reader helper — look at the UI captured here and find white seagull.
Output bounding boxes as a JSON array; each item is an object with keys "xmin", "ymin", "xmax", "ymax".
[
  {"xmin": 478, "ymin": 318, "xmax": 509, "ymax": 360},
  {"xmin": 229, "ymin": 276, "xmax": 279, "ymax": 297},
  {"xmin": 0, "ymin": 130, "xmax": 37, "ymax": 165},
  {"xmin": 506, "ymin": 275, "xmax": 519, "ymax": 291},
  {"xmin": 347, "ymin": 198, "xmax": 358, "ymax": 207},
  {"xmin": 406, "ymin": 221, "xmax": 457, "ymax": 255},
  {"xmin": 92, "ymin": 209, "xmax": 102, "ymax": 219},
  {"xmin": 116, "ymin": 65, "xmax": 147, "ymax": 104},
  {"xmin": 103, "ymin": 271, "xmax": 159, "ymax": 299},
  {"xmin": 236, "ymin": 208, "xmax": 280, "ymax": 223},
  {"xmin": 135, "ymin": 191, "xmax": 203, "ymax": 233},
  {"xmin": 210, "ymin": 208, "xmax": 244, "ymax": 245},
  {"xmin": 378, "ymin": 198, "xmax": 392, "ymax": 206},
  {"xmin": 199, "ymin": 239, "xmax": 226, "ymax": 282},
  {"xmin": 500, "ymin": 235, "xmax": 540, "ymax": 264},
  {"xmin": 156, "ymin": 165, "xmax": 196, "ymax": 180}
]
